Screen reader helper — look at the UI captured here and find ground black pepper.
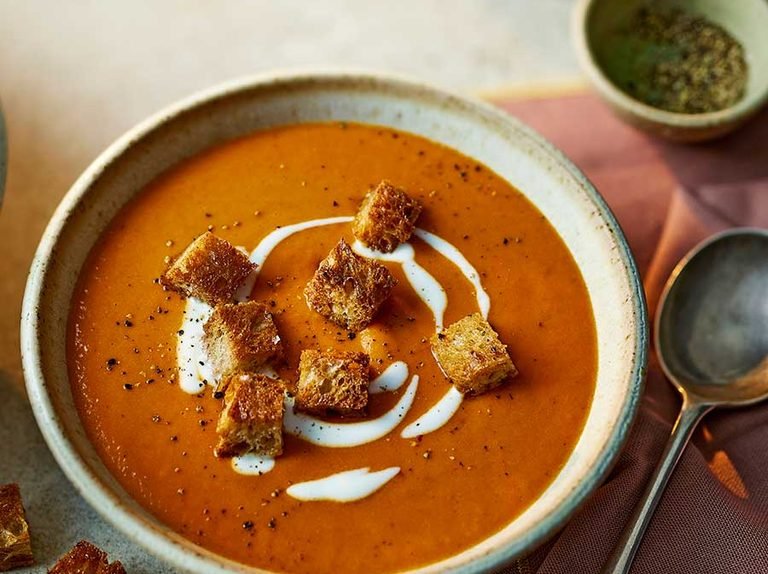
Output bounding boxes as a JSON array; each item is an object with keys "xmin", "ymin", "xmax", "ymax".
[{"xmin": 617, "ymin": 7, "xmax": 747, "ymax": 113}]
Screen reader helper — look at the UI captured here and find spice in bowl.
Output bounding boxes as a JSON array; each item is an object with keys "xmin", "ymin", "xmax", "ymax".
[{"xmin": 610, "ymin": 7, "xmax": 748, "ymax": 114}]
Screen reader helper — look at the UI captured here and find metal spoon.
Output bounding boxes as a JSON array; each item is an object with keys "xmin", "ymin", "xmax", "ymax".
[{"xmin": 603, "ymin": 228, "xmax": 768, "ymax": 574}]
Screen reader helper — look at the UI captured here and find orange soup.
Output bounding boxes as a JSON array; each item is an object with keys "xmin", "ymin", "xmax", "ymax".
[{"xmin": 68, "ymin": 122, "xmax": 597, "ymax": 573}]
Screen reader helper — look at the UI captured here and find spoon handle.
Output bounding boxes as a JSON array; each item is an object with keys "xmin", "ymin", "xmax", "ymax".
[{"xmin": 602, "ymin": 400, "xmax": 712, "ymax": 574}]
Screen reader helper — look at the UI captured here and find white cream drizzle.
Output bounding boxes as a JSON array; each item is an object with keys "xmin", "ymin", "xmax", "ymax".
[
  {"xmin": 248, "ymin": 216, "xmax": 354, "ymax": 268},
  {"xmin": 177, "ymin": 296, "xmax": 277, "ymax": 394},
  {"xmin": 369, "ymin": 361, "xmax": 409, "ymax": 394},
  {"xmin": 401, "ymin": 386, "xmax": 464, "ymax": 439},
  {"xmin": 231, "ymin": 453, "xmax": 276, "ymax": 475},
  {"xmin": 228, "ymin": 371, "xmax": 416, "ymax": 479},
  {"xmin": 352, "ymin": 240, "xmax": 448, "ymax": 330},
  {"xmin": 286, "ymin": 467, "xmax": 400, "ymax": 502},
  {"xmin": 173, "ymin": 215, "xmax": 494, "ymax": 501},
  {"xmin": 177, "ymin": 297, "xmax": 215, "ymax": 394},
  {"xmin": 413, "ymin": 228, "xmax": 491, "ymax": 319},
  {"xmin": 233, "ymin": 260, "xmax": 258, "ymax": 302},
  {"xmin": 283, "ymin": 376, "xmax": 419, "ymax": 447}
]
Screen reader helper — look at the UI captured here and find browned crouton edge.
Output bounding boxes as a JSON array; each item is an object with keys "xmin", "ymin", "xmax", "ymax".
[
  {"xmin": 296, "ymin": 349, "xmax": 370, "ymax": 416},
  {"xmin": 0, "ymin": 483, "xmax": 34, "ymax": 571},
  {"xmin": 431, "ymin": 313, "xmax": 518, "ymax": 396},
  {"xmin": 161, "ymin": 232, "xmax": 256, "ymax": 305},
  {"xmin": 49, "ymin": 540, "xmax": 125, "ymax": 574},
  {"xmin": 215, "ymin": 373, "xmax": 285, "ymax": 458},
  {"xmin": 204, "ymin": 301, "xmax": 284, "ymax": 379},
  {"xmin": 304, "ymin": 238, "xmax": 396, "ymax": 332},
  {"xmin": 352, "ymin": 180, "xmax": 422, "ymax": 253}
]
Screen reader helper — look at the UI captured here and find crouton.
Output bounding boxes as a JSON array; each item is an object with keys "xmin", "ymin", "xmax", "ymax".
[
  {"xmin": 214, "ymin": 373, "xmax": 285, "ymax": 458},
  {"xmin": 0, "ymin": 484, "xmax": 34, "ymax": 571},
  {"xmin": 430, "ymin": 313, "xmax": 518, "ymax": 396},
  {"xmin": 48, "ymin": 540, "xmax": 125, "ymax": 574},
  {"xmin": 295, "ymin": 349, "xmax": 370, "ymax": 416},
  {"xmin": 161, "ymin": 232, "xmax": 256, "ymax": 305},
  {"xmin": 304, "ymin": 239, "xmax": 396, "ymax": 332},
  {"xmin": 204, "ymin": 301, "xmax": 284, "ymax": 378},
  {"xmin": 352, "ymin": 180, "xmax": 423, "ymax": 253}
]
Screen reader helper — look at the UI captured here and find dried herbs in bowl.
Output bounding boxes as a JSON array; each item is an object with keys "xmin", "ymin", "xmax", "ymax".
[
  {"xmin": 575, "ymin": 0, "xmax": 768, "ymax": 141},
  {"xmin": 616, "ymin": 7, "xmax": 747, "ymax": 114}
]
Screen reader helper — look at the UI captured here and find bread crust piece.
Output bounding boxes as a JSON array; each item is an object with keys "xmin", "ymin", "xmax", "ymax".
[
  {"xmin": 295, "ymin": 349, "xmax": 370, "ymax": 416},
  {"xmin": 48, "ymin": 540, "xmax": 125, "ymax": 574},
  {"xmin": 352, "ymin": 180, "xmax": 423, "ymax": 253},
  {"xmin": 430, "ymin": 313, "xmax": 518, "ymax": 396},
  {"xmin": 214, "ymin": 373, "xmax": 285, "ymax": 458},
  {"xmin": 304, "ymin": 239, "xmax": 396, "ymax": 332},
  {"xmin": 204, "ymin": 301, "xmax": 284, "ymax": 379},
  {"xmin": 160, "ymin": 232, "xmax": 256, "ymax": 305},
  {"xmin": 0, "ymin": 483, "xmax": 34, "ymax": 571}
]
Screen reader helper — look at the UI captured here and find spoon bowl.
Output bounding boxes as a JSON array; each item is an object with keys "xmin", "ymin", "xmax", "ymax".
[
  {"xmin": 656, "ymin": 228, "xmax": 768, "ymax": 405},
  {"xmin": 604, "ymin": 227, "xmax": 768, "ymax": 574}
]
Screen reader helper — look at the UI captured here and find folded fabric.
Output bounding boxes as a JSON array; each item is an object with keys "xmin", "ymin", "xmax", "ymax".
[{"xmin": 494, "ymin": 94, "xmax": 768, "ymax": 574}]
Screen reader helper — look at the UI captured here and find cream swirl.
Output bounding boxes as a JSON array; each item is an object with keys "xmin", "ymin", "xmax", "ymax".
[{"xmin": 175, "ymin": 216, "xmax": 491, "ymax": 501}]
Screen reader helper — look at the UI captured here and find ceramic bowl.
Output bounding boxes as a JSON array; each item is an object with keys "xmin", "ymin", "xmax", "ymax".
[
  {"xmin": 573, "ymin": 0, "xmax": 768, "ymax": 142},
  {"xmin": 21, "ymin": 72, "xmax": 647, "ymax": 573}
]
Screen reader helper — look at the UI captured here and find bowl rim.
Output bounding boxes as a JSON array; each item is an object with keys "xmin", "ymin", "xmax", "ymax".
[
  {"xmin": 20, "ymin": 70, "xmax": 648, "ymax": 574},
  {"xmin": 572, "ymin": 0, "xmax": 768, "ymax": 129}
]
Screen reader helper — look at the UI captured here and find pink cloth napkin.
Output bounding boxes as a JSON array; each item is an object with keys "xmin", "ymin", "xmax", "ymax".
[{"xmin": 493, "ymin": 94, "xmax": 768, "ymax": 574}]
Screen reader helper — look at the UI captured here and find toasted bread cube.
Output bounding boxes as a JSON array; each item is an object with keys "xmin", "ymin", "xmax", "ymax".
[
  {"xmin": 161, "ymin": 232, "xmax": 256, "ymax": 305},
  {"xmin": 295, "ymin": 349, "xmax": 370, "ymax": 416},
  {"xmin": 304, "ymin": 239, "xmax": 396, "ymax": 332},
  {"xmin": 204, "ymin": 301, "xmax": 284, "ymax": 378},
  {"xmin": 352, "ymin": 180, "xmax": 423, "ymax": 253},
  {"xmin": 48, "ymin": 540, "xmax": 125, "ymax": 574},
  {"xmin": 214, "ymin": 373, "xmax": 285, "ymax": 458},
  {"xmin": 430, "ymin": 313, "xmax": 518, "ymax": 396},
  {"xmin": 0, "ymin": 484, "xmax": 34, "ymax": 571}
]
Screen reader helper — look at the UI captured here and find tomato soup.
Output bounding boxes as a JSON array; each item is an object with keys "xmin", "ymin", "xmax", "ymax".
[{"xmin": 68, "ymin": 122, "xmax": 597, "ymax": 573}]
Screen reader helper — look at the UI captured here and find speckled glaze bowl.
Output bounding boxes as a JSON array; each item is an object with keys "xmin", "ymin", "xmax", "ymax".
[
  {"xmin": 21, "ymin": 72, "xmax": 647, "ymax": 573},
  {"xmin": 573, "ymin": 0, "xmax": 768, "ymax": 142}
]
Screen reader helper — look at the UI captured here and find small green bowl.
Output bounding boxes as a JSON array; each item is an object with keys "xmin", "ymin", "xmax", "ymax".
[{"xmin": 573, "ymin": 0, "xmax": 768, "ymax": 142}]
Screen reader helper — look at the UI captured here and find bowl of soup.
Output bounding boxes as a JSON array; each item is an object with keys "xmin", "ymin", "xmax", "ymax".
[{"xmin": 21, "ymin": 72, "xmax": 646, "ymax": 573}]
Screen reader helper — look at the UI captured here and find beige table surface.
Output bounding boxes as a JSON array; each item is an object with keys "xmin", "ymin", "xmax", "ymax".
[{"xmin": 0, "ymin": 1, "xmax": 580, "ymax": 571}]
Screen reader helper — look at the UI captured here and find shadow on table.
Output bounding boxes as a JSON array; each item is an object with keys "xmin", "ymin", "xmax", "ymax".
[{"xmin": 0, "ymin": 370, "xmax": 173, "ymax": 573}]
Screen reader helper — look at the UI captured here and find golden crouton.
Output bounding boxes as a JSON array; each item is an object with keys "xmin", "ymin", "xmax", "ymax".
[
  {"xmin": 304, "ymin": 239, "xmax": 396, "ymax": 332},
  {"xmin": 161, "ymin": 232, "xmax": 256, "ymax": 305},
  {"xmin": 48, "ymin": 540, "xmax": 125, "ymax": 574},
  {"xmin": 214, "ymin": 373, "xmax": 285, "ymax": 458},
  {"xmin": 352, "ymin": 180, "xmax": 423, "ymax": 253},
  {"xmin": 0, "ymin": 483, "xmax": 34, "ymax": 571},
  {"xmin": 430, "ymin": 313, "xmax": 518, "ymax": 396},
  {"xmin": 295, "ymin": 349, "xmax": 370, "ymax": 416},
  {"xmin": 204, "ymin": 301, "xmax": 284, "ymax": 378}
]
